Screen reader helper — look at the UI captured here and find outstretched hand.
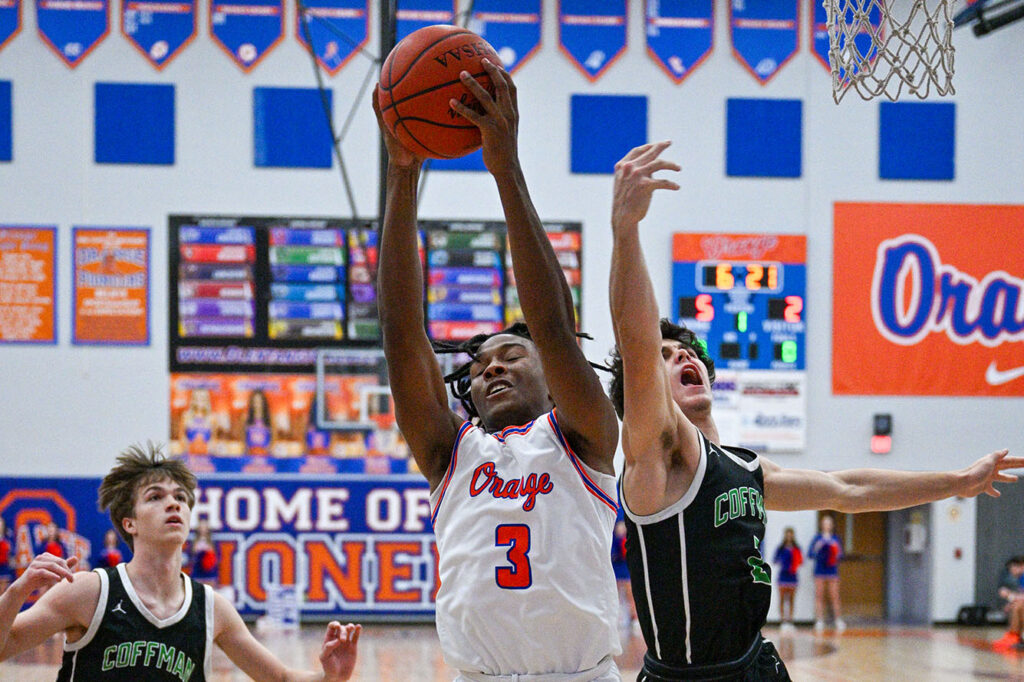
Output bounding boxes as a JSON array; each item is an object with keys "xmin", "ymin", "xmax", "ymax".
[
  {"xmin": 11, "ymin": 553, "xmax": 78, "ymax": 597},
  {"xmin": 320, "ymin": 621, "xmax": 361, "ymax": 681},
  {"xmin": 372, "ymin": 85, "xmax": 422, "ymax": 170},
  {"xmin": 612, "ymin": 141, "xmax": 681, "ymax": 231},
  {"xmin": 958, "ymin": 449, "xmax": 1023, "ymax": 498},
  {"xmin": 449, "ymin": 58, "xmax": 519, "ymax": 175}
]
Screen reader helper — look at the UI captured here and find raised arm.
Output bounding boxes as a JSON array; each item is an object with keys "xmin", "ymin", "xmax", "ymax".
[
  {"xmin": 0, "ymin": 554, "xmax": 90, "ymax": 662},
  {"xmin": 373, "ymin": 88, "xmax": 463, "ymax": 491},
  {"xmin": 762, "ymin": 448, "xmax": 1023, "ymax": 512},
  {"xmin": 609, "ymin": 142, "xmax": 700, "ymax": 515},
  {"xmin": 213, "ymin": 593, "xmax": 359, "ymax": 681},
  {"xmin": 452, "ymin": 59, "xmax": 617, "ymax": 472}
]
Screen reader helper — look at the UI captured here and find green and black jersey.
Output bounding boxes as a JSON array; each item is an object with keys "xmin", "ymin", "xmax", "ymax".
[
  {"xmin": 57, "ymin": 563, "xmax": 212, "ymax": 681},
  {"xmin": 622, "ymin": 429, "xmax": 773, "ymax": 670}
]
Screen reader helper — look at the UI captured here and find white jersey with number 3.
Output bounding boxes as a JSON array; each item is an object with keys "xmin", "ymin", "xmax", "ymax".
[{"xmin": 430, "ymin": 409, "xmax": 621, "ymax": 676}]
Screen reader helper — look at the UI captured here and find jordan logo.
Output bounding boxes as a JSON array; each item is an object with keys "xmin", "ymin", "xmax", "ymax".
[{"xmin": 111, "ymin": 600, "xmax": 127, "ymax": 615}]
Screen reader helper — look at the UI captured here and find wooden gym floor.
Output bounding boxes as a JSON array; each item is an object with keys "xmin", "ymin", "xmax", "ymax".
[{"xmin": 4, "ymin": 621, "xmax": 1024, "ymax": 680}]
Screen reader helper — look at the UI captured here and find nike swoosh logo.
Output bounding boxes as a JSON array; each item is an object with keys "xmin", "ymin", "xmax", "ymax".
[{"xmin": 985, "ymin": 362, "xmax": 1024, "ymax": 386}]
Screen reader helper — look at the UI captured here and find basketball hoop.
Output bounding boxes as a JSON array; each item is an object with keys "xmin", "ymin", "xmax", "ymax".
[{"xmin": 825, "ymin": 0, "xmax": 955, "ymax": 103}]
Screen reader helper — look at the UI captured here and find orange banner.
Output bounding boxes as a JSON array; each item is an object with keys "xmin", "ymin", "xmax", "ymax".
[
  {"xmin": 73, "ymin": 228, "xmax": 150, "ymax": 344},
  {"xmin": 833, "ymin": 203, "xmax": 1024, "ymax": 396},
  {"xmin": 0, "ymin": 227, "xmax": 57, "ymax": 343}
]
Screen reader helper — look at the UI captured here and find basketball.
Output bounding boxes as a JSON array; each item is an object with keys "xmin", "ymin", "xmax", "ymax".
[{"xmin": 378, "ymin": 25, "xmax": 502, "ymax": 160}]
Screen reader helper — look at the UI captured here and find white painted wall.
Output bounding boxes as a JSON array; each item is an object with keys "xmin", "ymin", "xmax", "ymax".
[{"xmin": 1, "ymin": 1, "xmax": 1022, "ymax": 620}]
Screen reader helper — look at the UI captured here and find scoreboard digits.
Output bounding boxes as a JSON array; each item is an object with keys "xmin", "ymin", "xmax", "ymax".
[{"xmin": 671, "ymin": 238, "xmax": 807, "ymax": 372}]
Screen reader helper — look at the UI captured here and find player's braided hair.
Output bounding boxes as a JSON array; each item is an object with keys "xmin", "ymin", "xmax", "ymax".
[{"xmin": 431, "ymin": 322, "xmax": 608, "ymax": 421}]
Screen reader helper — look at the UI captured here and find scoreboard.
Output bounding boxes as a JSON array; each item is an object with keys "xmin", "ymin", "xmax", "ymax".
[
  {"xmin": 672, "ymin": 234, "xmax": 806, "ymax": 371},
  {"xmin": 671, "ymin": 233, "xmax": 807, "ymax": 453}
]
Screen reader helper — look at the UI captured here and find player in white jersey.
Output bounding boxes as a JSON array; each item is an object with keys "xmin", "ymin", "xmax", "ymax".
[{"xmin": 373, "ymin": 58, "xmax": 622, "ymax": 680}]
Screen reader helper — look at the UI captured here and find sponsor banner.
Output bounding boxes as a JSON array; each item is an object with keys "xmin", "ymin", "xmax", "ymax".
[
  {"xmin": 295, "ymin": 0, "xmax": 368, "ymax": 75},
  {"xmin": 396, "ymin": 0, "xmax": 454, "ymax": 41},
  {"xmin": 36, "ymin": 0, "xmax": 109, "ymax": 67},
  {"xmin": 0, "ymin": 226, "xmax": 57, "ymax": 344},
  {"xmin": 0, "ymin": 0, "xmax": 21, "ymax": 54},
  {"xmin": 711, "ymin": 370, "xmax": 806, "ymax": 453},
  {"xmin": 0, "ymin": 475, "xmax": 439, "ymax": 618},
  {"xmin": 209, "ymin": 0, "xmax": 284, "ymax": 72},
  {"xmin": 558, "ymin": 0, "xmax": 627, "ymax": 81},
  {"xmin": 72, "ymin": 228, "xmax": 150, "ymax": 345},
  {"xmin": 468, "ymin": 0, "xmax": 542, "ymax": 74},
  {"xmin": 833, "ymin": 202, "xmax": 1024, "ymax": 396},
  {"xmin": 645, "ymin": 0, "xmax": 713, "ymax": 84},
  {"xmin": 122, "ymin": 0, "xmax": 196, "ymax": 70},
  {"xmin": 729, "ymin": 0, "xmax": 798, "ymax": 84}
]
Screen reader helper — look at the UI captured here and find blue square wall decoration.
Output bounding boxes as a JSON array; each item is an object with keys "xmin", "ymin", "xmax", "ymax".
[
  {"xmin": 95, "ymin": 83, "xmax": 175, "ymax": 165},
  {"xmin": 0, "ymin": 81, "xmax": 11, "ymax": 162},
  {"xmin": 570, "ymin": 94, "xmax": 647, "ymax": 174},
  {"xmin": 726, "ymin": 98, "xmax": 802, "ymax": 178},
  {"xmin": 879, "ymin": 101, "xmax": 955, "ymax": 181},
  {"xmin": 254, "ymin": 87, "xmax": 333, "ymax": 169}
]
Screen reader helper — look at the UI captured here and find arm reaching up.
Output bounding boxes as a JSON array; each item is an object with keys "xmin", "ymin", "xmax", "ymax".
[
  {"xmin": 373, "ymin": 89, "xmax": 463, "ymax": 491},
  {"xmin": 451, "ymin": 59, "xmax": 618, "ymax": 473}
]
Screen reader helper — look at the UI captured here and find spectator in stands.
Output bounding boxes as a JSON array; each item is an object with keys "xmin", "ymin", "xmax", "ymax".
[
  {"xmin": 611, "ymin": 518, "xmax": 636, "ymax": 633},
  {"xmin": 96, "ymin": 529, "xmax": 124, "ymax": 569},
  {"xmin": 773, "ymin": 527, "xmax": 803, "ymax": 635},
  {"xmin": 810, "ymin": 514, "xmax": 845, "ymax": 633},
  {"xmin": 993, "ymin": 555, "xmax": 1024, "ymax": 650},
  {"xmin": 41, "ymin": 522, "xmax": 64, "ymax": 559},
  {"xmin": 0, "ymin": 517, "xmax": 14, "ymax": 593},
  {"xmin": 189, "ymin": 518, "xmax": 219, "ymax": 586}
]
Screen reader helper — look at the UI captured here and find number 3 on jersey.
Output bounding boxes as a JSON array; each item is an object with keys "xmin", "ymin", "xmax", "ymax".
[{"xmin": 495, "ymin": 524, "xmax": 532, "ymax": 589}]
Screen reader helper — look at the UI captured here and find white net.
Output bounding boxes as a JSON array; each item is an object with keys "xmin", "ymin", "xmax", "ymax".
[{"xmin": 826, "ymin": 0, "xmax": 955, "ymax": 103}]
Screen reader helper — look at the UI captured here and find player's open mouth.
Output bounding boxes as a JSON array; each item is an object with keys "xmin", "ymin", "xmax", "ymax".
[
  {"xmin": 166, "ymin": 515, "xmax": 183, "ymax": 525},
  {"xmin": 487, "ymin": 380, "xmax": 512, "ymax": 396},
  {"xmin": 680, "ymin": 367, "xmax": 701, "ymax": 386}
]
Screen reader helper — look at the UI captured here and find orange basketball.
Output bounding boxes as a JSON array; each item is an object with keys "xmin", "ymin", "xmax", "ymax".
[{"xmin": 378, "ymin": 25, "xmax": 502, "ymax": 160}]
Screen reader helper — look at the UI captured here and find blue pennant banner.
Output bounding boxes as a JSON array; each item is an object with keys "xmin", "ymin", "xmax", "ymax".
[
  {"xmin": 296, "ymin": 0, "xmax": 368, "ymax": 75},
  {"xmin": 469, "ymin": 0, "xmax": 541, "ymax": 74},
  {"xmin": 210, "ymin": 0, "xmax": 284, "ymax": 72},
  {"xmin": 122, "ymin": 0, "xmax": 196, "ymax": 70},
  {"xmin": 37, "ymin": 0, "xmax": 109, "ymax": 67},
  {"xmin": 396, "ymin": 0, "xmax": 454, "ymax": 41},
  {"xmin": 645, "ymin": 0, "xmax": 713, "ymax": 84},
  {"xmin": 0, "ymin": 0, "xmax": 20, "ymax": 55},
  {"xmin": 730, "ymin": 0, "xmax": 799, "ymax": 84},
  {"xmin": 811, "ymin": 0, "xmax": 881, "ymax": 77},
  {"xmin": 559, "ymin": 0, "xmax": 627, "ymax": 81}
]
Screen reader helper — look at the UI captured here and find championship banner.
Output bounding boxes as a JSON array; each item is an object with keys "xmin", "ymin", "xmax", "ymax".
[
  {"xmin": 396, "ymin": 0, "xmax": 454, "ymax": 41},
  {"xmin": 295, "ymin": 0, "xmax": 368, "ymax": 75},
  {"xmin": 0, "ymin": 226, "xmax": 57, "ymax": 344},
  {"xmin": 672, "ymin": 233, "xmax": 807, "ymax": 453},
  {"xmin": 122, "ymin": 0, "xmax": 196, "ymax": 70},
  {"xmin": 558, "ymin": 0, "xmax": 627, "ymax": 82},
  {"xmin": 72, "ymin": 227, "xmax": 150, "ymax": 345},
  {"xmin": 209, "ymin": 0, "xmax": 284, "ymax": 72},
  {"xmin": 729, "ymin": 0, "xmax": 798, "ymax": 84},
  {"xmin": 36, "ymin": 0, "xmax": 109, "ymax": 67},
  {"xmin": 644, "ymin": 0, "xmax": 713, "ymax": 84},
  {"xmin": 0, "ymin": 0, "xmax": 21, "ymax": 55},
  {"xmin": 468, "ymin": 0, "xmax": 542, "ymax": 74},
  {"xmin": 0, "ymin": 475, "xmax": 440, "ymax": 619},
  {"xmin": 833, "ymin": 203, "xmax": 1024, "ymax": 396}
]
